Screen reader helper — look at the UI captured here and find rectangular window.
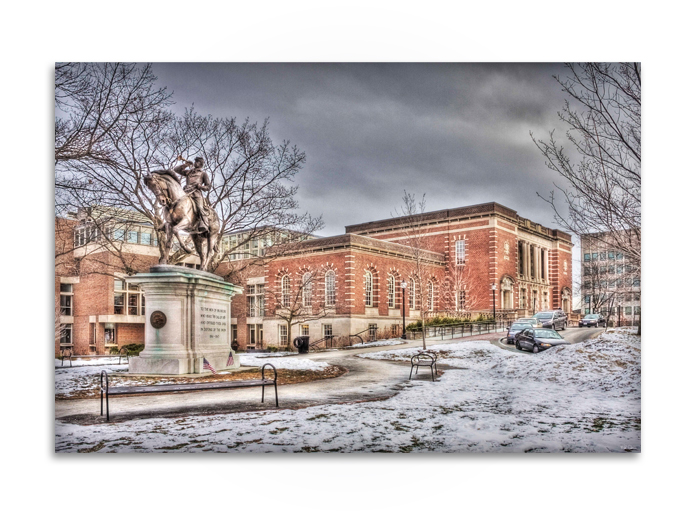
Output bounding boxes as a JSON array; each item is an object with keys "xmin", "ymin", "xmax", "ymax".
[
  {"xmin": 635, "ymin": 306, "xmax": 641, "ymax": 315},
  {"xmin": 599, "ymin": 252, "xmax": 606, "ymax": 261},
  {"xmin": 60, "ymin": 294, "xmax": 73, "ymax": 316},
  {"xmin": 113, "ymin": 228, "xmax": 125, "ymax": 241},
  {"xmin": 608, "ymin": 266, "xmax": 615, "ymax": 274},
  {"xmin": 128, "ymin": 290, "xmax": 139, "ymax": 315},
  {"xmin": 368, "ymin": 323, "xmax": 377, "ymax": 340},
  {"xmin": 592, "ymin": 253, "xmax": 598, "ymax": 261},
  {"xmin": 279, "ymin": 325, "xmax": 288, "ymax": 346},
  {"xmin": 633, "ymin": 277, "xmax": 640, "ymax": 288},
  {"xmin": 625, "ymin": 307, "xmax": 632, "ymax": 315},
  {"xmin": 246, "ymin": 284, "xmax": 265, "ymax": 317},
  {"xmin": 301, "ymin": 324, "xmax": 309, "ymax": 336},
  {"xmin": 248, "ymin": 324, "xmax": 257, "ymax": 346},
  {"xmin": 127, "ymin": 230, "xmax": 139, "ymax": 244},
  {"xmin": 59, "ymin": 323, "xmax": 73, "ymax": 345},
  {"xmin": 600, "ymin": 266, "xmax": 607, "ymax": 274},
  {"xmin": 634, "ymin": 294, "xmax": 640, "ymax": 302},
  {"xmin": 585, "ymin": 308, "xmax": 590, "ymax": 314},
  {"xmin": 455, "ymin": 239, "xmax": 466, "ymax": 265},
  {"xmin": 231, "ymin": 324, "xmax": 237, "ymax": 344},
  {"xmin": 114, "ymin": 293, "xmax": 125, "ymax": 315},
  {"xmin": 584, "ymin": 253, "xmax": 590, "ymax": 262},
  {"xmin": 608, "ymin": 251, "xmax": 615, "ymax": 260},
  {"xmin": 59, "ymin": 283, "xmax": 74, "ymax": 316},
  {"xmin": 323, "ymin": 324, "xmax": 333, "ymax": 337},
  {"xmin": 541, "ymin": 249, "xmax": 546, "ymax": 280},
  {"xmin": 617, "ymin": 265, "xmax": 623, "ymax": 274},
  {"xmin": 584, "ymin": 295, "xmax": 590, "ymax": 303},
  {"xmin": 616, "ymin": 252, "xmax": 623, "ymax": 260},
  {"xmin": 141, "ymin": 232, "xmax": 152, "ymax": 245}
]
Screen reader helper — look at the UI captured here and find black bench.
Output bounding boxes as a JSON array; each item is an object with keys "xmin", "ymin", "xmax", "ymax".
[
  {"xmin": 99, "ymin": 363, "xmax": 278, "ymax": 421},
  {"xmin": 409, "ymin": 352, "xmax": 438, "ymax": 382}
]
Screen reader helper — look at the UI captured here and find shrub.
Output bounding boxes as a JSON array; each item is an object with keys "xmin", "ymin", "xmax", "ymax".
[{"xmin": 115, "ymin": 343, "xmax": 145, "ymax": 356}]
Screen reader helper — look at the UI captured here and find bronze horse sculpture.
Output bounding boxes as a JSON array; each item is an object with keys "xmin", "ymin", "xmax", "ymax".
[{"xmin": 143, "ymin": 171, "xmax": 220, "ymax": 271}]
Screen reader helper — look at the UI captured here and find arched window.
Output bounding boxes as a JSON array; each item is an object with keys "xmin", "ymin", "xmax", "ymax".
[
  {"xmin": 427, "ymin": 280, "xmax": 435, "ymax": 312},
  {"xmin": 325, "ymin": 270, "xmax": 336, "ymax": 307},
  {"xmin": 387, "ymin": 275, "xmax": 395, "ymax": 308},
  {"xmin": 409, "ymin": 278, "xmax": 416, "ymax": 309},
  {"xmin": 281, "ymin": 275, "xmax": 290, "ymax": 306},
  {"xmin": 365, "ymin": 271, "xmax": 373, "ymax": 307},
  {"xmin": 302, "ymin": 272, "xmax": 312, "ymax": 307}
]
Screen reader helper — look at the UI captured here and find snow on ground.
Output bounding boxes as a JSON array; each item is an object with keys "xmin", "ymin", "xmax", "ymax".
[
  {"xmin": 348, "ymin": 338, "xmax": 409, "ymax": 349},
  {"xmin": 55, "ymin": 364, "xmax": 129, "ymax": 397},
  {"xmin": 55, "ymin": 356, "xmax": 127, "ymax": 368},
  {"xmin": 55, "ymin": 331, "xmax": 640, "ymax": 453},
  {"xmin": 55, "ymin": 353, "xmax": 329, "ymax": 397},
  {"xmin": 238, "ymin": 354, "xmax": 329, "ymax": 371}
]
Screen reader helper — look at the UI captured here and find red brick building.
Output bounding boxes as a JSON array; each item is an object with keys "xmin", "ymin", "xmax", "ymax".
[{"xmin": 55, "ymin": 202, "xmax": 572, "ymax": 354}]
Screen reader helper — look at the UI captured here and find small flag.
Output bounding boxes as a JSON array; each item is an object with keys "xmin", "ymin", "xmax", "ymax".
[
  {"xmin": 226, "ymin": 351, "xmax": 235, "ymax": 367},
  {"xmin": 203, "ymin": 357, "xmax": 217, "ymax": 375}
]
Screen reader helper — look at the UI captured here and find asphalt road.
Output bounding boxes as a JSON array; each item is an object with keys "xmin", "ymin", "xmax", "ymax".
[{"xmin": 55, "ymin": 327, "xmax": 604, "ymax": 425}]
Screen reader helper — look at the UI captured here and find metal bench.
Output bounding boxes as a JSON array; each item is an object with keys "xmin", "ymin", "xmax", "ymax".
[
  {"xmin": 409, "ymin": 352, "xmax": 438, "ymax": 382},
  {"xmin": 99, "ymin": 363, "xmax": 278, "ymax": 421}
]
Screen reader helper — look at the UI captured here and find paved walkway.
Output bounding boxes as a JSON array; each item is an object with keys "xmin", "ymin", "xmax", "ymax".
[{"xmin": 55, "ymin": 328, "xmax": 602, "ymax": 425}]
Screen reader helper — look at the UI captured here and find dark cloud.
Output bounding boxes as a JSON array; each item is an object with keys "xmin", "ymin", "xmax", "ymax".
[{"xmin": 152, "ymin": 63, "xmax": 573, "ymax": 236}]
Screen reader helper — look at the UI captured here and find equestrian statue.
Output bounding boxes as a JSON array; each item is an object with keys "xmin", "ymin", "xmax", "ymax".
[{"xmin": 143, "ymin": 156, "xmax": 220, "ymax": 271}]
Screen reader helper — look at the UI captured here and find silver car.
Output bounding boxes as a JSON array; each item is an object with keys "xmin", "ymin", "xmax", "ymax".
[{"xmin": 531, "ymin": 310, "xmax": 568, "ymax": 331}]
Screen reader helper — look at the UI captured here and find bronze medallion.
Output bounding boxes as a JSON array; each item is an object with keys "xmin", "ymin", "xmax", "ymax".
[{"xmin": 150, "ymin": 310, "xmax": 167, "ymax": 329}]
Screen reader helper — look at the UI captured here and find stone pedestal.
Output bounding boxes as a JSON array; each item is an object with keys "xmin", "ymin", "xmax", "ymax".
[{"xmin": 127, "ymin": 265, "xmax": 243, "ymax": 375}]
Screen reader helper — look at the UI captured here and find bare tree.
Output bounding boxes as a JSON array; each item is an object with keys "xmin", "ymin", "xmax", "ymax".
[
  {"xmin": 531, "ymin": 62, "xmax": 641, "ymax": 333},
  {"xmin": 56, "ymin": 80, "xmax": 322, "ymax": 274},
  {"xmin": 55, "ymin": 63, "xmax": 173, "ymax": 165},
  {"xmin": 440, "ymin": 260, "xmax": 484, "ymax": 316},
  {"xmin": 264, "ymin": 262, "xmax": 340, "ymax": 351},
  {"xmin": 393, "ymin": 192, "xmax": 439, "ymax": 350}
]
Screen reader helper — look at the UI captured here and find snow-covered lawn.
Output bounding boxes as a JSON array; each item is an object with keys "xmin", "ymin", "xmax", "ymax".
[
  {"xmin": 55, "ymin": 353, "xmax": 329, "ymax": 398},
  {"xmin": 238, "ymin": 354, "xmax": 329, "ymax": 371},
  {"xmin": 348, "ymin": 338, "xmax": 410, "ymax": 349},
  {"xmin": 55, "ymin": 356, "xmax": 126, "ymax": 368},
  {"xmin": 55, "ymin": 331, "xmax": 640, "ymax": 452}
]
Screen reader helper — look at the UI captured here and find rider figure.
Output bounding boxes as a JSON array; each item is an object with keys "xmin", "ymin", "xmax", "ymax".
[{"xmin": 173, "ymin": 156, "xmax": 212, "ymax": 233}]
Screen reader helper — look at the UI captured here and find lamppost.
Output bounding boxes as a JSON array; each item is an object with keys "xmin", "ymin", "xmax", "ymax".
[
  {"xmin": 491, "ymin": 283, "xmax": 497, "ymax": 320},
  {"xmin": 618, "ymin": 304, "xmax": 622, "ymax": 327},
  {"xmin": 401, "ymin": 281, "xmax": 408, "ymax": 339}
]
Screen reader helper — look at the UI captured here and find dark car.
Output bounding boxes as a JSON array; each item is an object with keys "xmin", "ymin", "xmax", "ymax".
[
  {"xmin": 531, "ymin": 310, "xmax": 568, "ymax": 330},
  {"xmin": 578, "ymin": 313, "xmax": 607, "ymax": 328},
  {"xmin": 515, "ymin": 327, "xmax": 569, "ymax": 353},
  {"xmin": 506, "ymin": 322, "xmax": 533, "ymax": 345}
]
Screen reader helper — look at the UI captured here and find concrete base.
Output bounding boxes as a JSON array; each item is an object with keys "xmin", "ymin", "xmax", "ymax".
[{"xmin": 125, "ymin": 265, "xmax": 243, "ymax": 375}]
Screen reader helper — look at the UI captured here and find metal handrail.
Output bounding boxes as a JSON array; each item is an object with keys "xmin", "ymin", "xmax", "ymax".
[{"xmin": 309, "ymin": 335, "xmax": 334, "ymax": 350}]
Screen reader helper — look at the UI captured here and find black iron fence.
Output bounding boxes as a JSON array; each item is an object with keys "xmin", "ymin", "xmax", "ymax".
[{"xmin": 406, "ymin": 320, "xmax": 509, "ymax": 341}]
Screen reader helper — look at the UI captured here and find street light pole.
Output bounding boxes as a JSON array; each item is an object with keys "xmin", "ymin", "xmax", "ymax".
[{"xmin": 401, "ymin": 281, "xmax": 408, "ymax": 339}]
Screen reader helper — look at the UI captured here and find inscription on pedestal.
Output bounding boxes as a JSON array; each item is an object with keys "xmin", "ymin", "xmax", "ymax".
[{"xmin": 199, "ymin": 304, "xmax": 229, "ymax": 343}]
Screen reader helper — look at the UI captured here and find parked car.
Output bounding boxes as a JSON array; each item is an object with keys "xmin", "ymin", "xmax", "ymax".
[
  {"xmin": 531, "ymin": 310, "xmax": 568, "ymax": 330},
  {"xmin": 515, "ymin": 318, "xmax": 536, "ymax": 325},
  {"xmin": 515, "ymin": 327, "xmax": 569, "ymax": 353},
  {"xmin": 506, "ymin": 322, "xmax": 533, "ymax": 345},
  {"xmin": 578, "ymin": 313, "xmax": 607, "ymax": 328}
]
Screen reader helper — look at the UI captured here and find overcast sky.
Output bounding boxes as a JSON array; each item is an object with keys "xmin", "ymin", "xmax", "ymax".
[{"xmin": 152, "ymin": 63, "xmax": 573, "ymax": 237}]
